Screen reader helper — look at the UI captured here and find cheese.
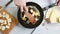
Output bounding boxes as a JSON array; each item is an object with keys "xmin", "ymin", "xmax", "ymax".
[
  {"xmin": 0, "ymin": 13, "xmax": 2, "ymax": 17},
  {"xmin": 35, "ymin": 18, "xmax": 38, "ymax": 21},
  {"xmin": 59, "ymin": 17, "xmax": 60, "ymax": 22},
  {"xmin": 46, "ymin": 6, "xmax": 60, "ymax": 23},
  {"xmin": 1, "ymin": 26, "xmax": 5, "ymax": 30},
  {"xmin": 4, "ymin": 20, "xmax": 7, "ymax": 24},
  {"xmin": 30, "ymin": 9, "xmax": 33, "ymax": 13},
  {"xmin": 7, "ymin": 18, "xmax": 11, "ymax": 23},
  {"xmin": 45, "ymin": 8, "xmax": 53, "ymax": 18},
  {"xmin": 3, "ymin": 12, "xmax": 5, "ymax": 15},
  {"xmin": 5, "ymin": 14, "xmax": 9, "ymax": 19},
  {"xmin": 8, "ymin": 22, "xmax": 11, "ymax": 26},
  {"xmin": 0, "ymin": 19, "xmax": 4, "ymax": 23},
  {"xmin": 6, "ymin": 25, "xmax": 10, "ymax": 29},
  {"xmin": 0, "ymin": 26, "xmax": 2, "ymax": 29},
  {"xmin": 3, "ymin": 14, "xmax": 5, "ymax": 17},
  {"xmin": 32, "ymin": 14, "xmax": 34, "ymax": 16}
]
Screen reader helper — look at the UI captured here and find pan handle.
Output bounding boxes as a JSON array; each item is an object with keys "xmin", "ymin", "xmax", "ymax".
[
  {"xmin": 43, "ymin": 3, "xmax": 57, "ymax": 11},
  {"xmin": 5, "ymin": 0, "xmax": 13, "ymax": 7}
]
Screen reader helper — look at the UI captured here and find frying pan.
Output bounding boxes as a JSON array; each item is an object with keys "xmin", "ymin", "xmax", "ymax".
[
  {"xmin": 17, "ymin": 2, "xmax": 57, "ymax": 28},
  {"xmin": 17, "ymin": 2, "xmax": 44, "ymax": 28}
]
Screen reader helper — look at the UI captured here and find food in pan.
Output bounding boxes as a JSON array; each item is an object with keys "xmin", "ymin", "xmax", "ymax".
[
  {"xmin": 21, "ymin": 6, "xmax": 40, "ymax": 24},
  {"xmin": 45, "ymin": 6, "xmax": 60, "ymax": 23},
  {"xmin": 0, "ymin": 6, "xmax": 18, "ymax": 34}
]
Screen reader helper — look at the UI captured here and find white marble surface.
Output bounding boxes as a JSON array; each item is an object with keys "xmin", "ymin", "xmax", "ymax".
[
  {"xmin": 0, "ymin": 0, "xmax": 57, "ymax": 34},
  {"xmin": 33, "ymin": 20, "xmax": 60, "ymax": 34}
]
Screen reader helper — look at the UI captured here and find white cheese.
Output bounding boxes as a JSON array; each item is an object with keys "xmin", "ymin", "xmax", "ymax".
[
  {"xmin": 59, "ymin": 17, "xmax": 60, "ymax": 22},
  {"xmin": 6, "ymin": 25, "xmax": 10, "ymax": 29},
  {"xmin": 46, "ymin": 6, "xmax": 60, "ymax": 23},
  {"xmin": 4, "ymin": 20, "xmax": 7, "ymax": 24},
  {"xmin": 0, "ymin": 19, "xmax": 4, "ymax": 23},
  {"xmin": 8, "ymin": 22, "xmax": 11, "ymax": 26},
  {"xmin": 3, "ymin": 12, "xmax": 5, "ymax": 15},
  {"xmin": 24, "ymin": 15, "xmax": 26, "ymax": 17},
  {"xmin": 35, "ymin": 18, "xmax": 38, "ymax": 21},
  {"xmin": 30, "ymin": 9, "xmax": 33, "ymax": 13},
  {"xmin": 1, "ymin": 26, "xmax": 5, "ymax": 30},
  {"xmin": 32, "ymin": 14, "xmax": 34, "ymax": 16},
  {"xmin": 45, "ymin": 8, "xmax": 53, "ymax": 18},
  {"xmin": 5, "ymin": 14, "xmax": 9, "ymax": 19},
  {"xmin": 0, "ymin": 26, "xmax": 2, "ymax": 29},
  {"xmin": 7, "ymin": 18, "xmax": 12, "ymax": 23},
  {"xmin": 0, "ymin": 13, "xmax": 2, "ymax": 17},
  {"xmin": 2, "ymin": 14, "xmax": 6, "ymax": 17}
]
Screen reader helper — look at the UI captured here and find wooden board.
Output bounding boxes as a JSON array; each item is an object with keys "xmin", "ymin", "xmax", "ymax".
[{"xmin": 0, "ymin": 6, "xmax": 18, "ymax": 34}]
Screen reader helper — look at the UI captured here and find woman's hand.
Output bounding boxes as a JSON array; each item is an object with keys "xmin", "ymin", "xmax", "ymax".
[{"xmin": 14, "ymin": 0, "xmax": 28, "ymax": 12}]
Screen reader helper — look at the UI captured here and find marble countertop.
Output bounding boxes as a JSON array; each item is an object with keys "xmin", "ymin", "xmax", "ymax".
[{"xmin": 0, "ymin": 0, "xmax": 56, "ymax": 34}]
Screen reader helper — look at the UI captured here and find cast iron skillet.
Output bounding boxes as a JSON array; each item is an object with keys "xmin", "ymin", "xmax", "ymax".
[{"xmin": 17, "ymin": 2, "xmax": 44, "ymax": 28}]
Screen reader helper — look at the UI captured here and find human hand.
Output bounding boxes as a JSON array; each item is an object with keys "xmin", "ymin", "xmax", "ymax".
[
  {"xmin": 56, "ymin": 0, "xmax": 60, "ymax": 6},
  {"xmin": 14, "ymin": 0, "xmax": 28, "ymax": 12}
]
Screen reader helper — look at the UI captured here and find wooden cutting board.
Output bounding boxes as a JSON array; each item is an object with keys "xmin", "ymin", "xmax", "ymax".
[{"xmin": 0, "ymin": 6, "xmax": 18, "ymax": 34}]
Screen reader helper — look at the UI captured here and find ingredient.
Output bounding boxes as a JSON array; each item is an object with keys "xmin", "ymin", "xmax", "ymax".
[{"xmin": 45, "ymin": 6, "xmax": 60, "ymax": 23}]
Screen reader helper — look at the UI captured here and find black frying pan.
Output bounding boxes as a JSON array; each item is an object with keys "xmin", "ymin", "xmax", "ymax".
[
  {"xmin": 17, "ymin": 2, "xmax": 56, "ymax": 28},
  {"xmin": 17, "ymin": 2, "xmax": 44, "ymax": 28}
]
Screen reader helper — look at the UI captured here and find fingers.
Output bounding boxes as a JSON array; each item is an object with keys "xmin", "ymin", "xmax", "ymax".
[
  {"xmin": 56, "ymin": 0, "xmax": 60, "ymax": 5},
  {"xmin": 20, "ymin": 6, "xmax": 28, "ymax": 12},
  {"xmin": 56, "ymin": 0, "xmax": 58, "ymax": 2},
  {"xmin": 20, "ymin": 6, "xmax": 23, "ymax": 12},
  {"xmin": 23, "ymin": 6, "xmax": 28, "ymax": 12},
  {"xmin": 14, "ymin": 0, "xmax": 28, "ymax": 12}
]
